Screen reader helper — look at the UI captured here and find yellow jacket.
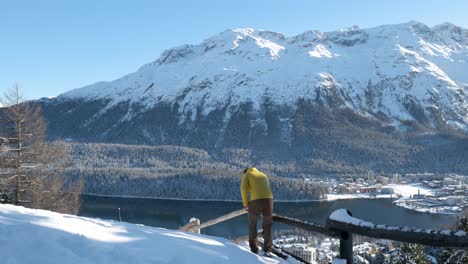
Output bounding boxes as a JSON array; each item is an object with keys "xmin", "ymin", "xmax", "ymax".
[{"xmin": 240, "ymin": 167, "xmax": 273, "ymax": 207}]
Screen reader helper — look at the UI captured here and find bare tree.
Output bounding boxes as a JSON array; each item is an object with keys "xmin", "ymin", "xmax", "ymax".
[
  {"xmin": 31, "ymin": 141, "xmax": 83, "ymax": 214},
  {"xmin": 0, "ymin": 84, "xmax": 81, "ymax": 213},
  {"xmin": 0, "ymin": 84, "xmax": 44, "ymax": 205}
]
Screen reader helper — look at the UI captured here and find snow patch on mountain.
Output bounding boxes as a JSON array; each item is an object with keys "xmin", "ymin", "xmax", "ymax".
[{"xmin": 309, "ymin": 44, "xmax": 335, "ymax": 58}]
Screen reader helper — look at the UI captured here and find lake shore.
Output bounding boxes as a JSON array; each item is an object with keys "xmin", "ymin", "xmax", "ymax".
[
  {"xmin": 82, "ymin": 183, "xmax": 431, "ymax": 203},
  {"xmin": 82, "ymin": 183, "xmax": 453, "ymax": 216}
]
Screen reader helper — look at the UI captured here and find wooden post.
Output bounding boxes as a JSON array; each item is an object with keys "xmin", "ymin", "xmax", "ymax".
[
  {"xmin": 180, "ymin": 209, "xmax": 247, "ymax": 233},
  {"xmin": 272, "ymin": 214, "xmax": 341, "ymax": 238},
  {"xmin": 190, "ymin": 218, "xmax": 201, "ymax": 234},
  {"xmin": 338, "ymin": 210, "xmax": 353, "ymax": 264},
  {"xmin": 339, "ymin": 230, "xmax": 353, "ymax": 264}
]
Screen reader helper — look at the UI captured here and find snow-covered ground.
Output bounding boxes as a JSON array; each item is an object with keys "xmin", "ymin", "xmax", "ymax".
[
  {"xmin": 0, "ymin": 204, "xmax": 293, "ymax": 264},
  {"xmin": 326, "ymin": 183, "xmax": 434, "ymax": 201},
  {"xmin": 389, "ymin": 183, "xmax": 434, "ymax": 198},
  {"xmin": 326, "ymin": 193, "xmax": 393, "ymax": 201},
  {"xmin": 391, "ymin": 184, "xmax": 465, "ymax": 215}
]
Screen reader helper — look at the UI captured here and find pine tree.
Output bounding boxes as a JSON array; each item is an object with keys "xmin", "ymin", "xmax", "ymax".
[
  {"xmin": 1, "ymin": 189, "xmax": 9, "ymax": 204},
  {"xmin": 388, "ymin": 243, "xmax": 429, "ymax": 264},
  {"xmin": 438, "ymin": 216, "xmax": 468, "ymax": 264}
]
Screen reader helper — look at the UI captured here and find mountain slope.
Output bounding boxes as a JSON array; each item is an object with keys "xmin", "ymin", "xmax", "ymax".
[
  {"xmin": 36, "ymin": 21, "xmax": 468, "ymax": 174},
  {"xmin": 56, "ymin": 21, "xmax": 467, "ymax": 132}
]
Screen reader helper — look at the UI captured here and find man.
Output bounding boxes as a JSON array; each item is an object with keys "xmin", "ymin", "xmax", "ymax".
[{"xmin": 240, "ymin": 167, "xmax": 274, "ymax": 256}]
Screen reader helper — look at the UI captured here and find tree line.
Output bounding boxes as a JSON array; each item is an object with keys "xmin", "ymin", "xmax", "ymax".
[{"xmin": 67, "ymin": 142, "xmax": 328, "ymax": 200}]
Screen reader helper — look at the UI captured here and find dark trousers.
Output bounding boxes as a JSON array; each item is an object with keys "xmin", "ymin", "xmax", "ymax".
[{"xmin": 248, "ymin": 198, "xmax": 273, "ymax": 252}]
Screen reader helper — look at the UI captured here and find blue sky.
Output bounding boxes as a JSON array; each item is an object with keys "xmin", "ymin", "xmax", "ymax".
[{"xmin": 1, "ymin": 0, "xmax": 467, "ymax": 100}]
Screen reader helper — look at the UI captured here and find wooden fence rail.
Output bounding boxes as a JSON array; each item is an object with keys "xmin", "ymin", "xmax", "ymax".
[
  {"xmin": 180, "ymin": 208, "xmax": 247, "ymax": 233},
  {"xmin": 272, "ymin": 214, "xmax": 342, "ymax": 239},
  {"xmin": 327, "ymin": 209, "xmax": 468, "ymax": 248},
  {"xmin": 180, "ymin": 208, "xmax": 468, "ymax": 264}
]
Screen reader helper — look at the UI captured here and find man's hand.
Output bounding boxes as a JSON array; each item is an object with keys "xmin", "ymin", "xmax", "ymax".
[{"xmin": 244, "ymin": 206, "xmax": 249, "ymax": 211}]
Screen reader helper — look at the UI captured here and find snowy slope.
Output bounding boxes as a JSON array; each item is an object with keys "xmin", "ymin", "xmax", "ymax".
[
  {"xmin": 0, "ymin": 204, "xmax": 288, "ymax": 264},
  {"xmin": 58, "ymin": 21, "xmax": 468, "ymax": 131}
]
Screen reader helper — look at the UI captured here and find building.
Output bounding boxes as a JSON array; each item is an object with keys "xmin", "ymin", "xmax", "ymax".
[
  {"xmin": 453, "ymin": 175, "xmax": 465, "ymax": 184},
  {"xmin": 405, "ymin": 172, "xmax": 436, "ymax": 182},
  {"xmin": 318, "ymin": 254, "xmax": 332, "ymax": 264},
  {"xmin": 393, "ymin": 174, "xmax": 402, "ymax": 184},
  {"xmin": 428, "ymin": 180, "xmax": 443, "ymax": 189},
  {"xmin": 417, "ymin": 172, "xmax": 435, "ymax": 177},
  {"xmin": 444, "ymin": 177, "xmax": 458, "ymax": 186},
  {"xmin": 376, "ymin": 176, "xmax": 389, "ymax": 185},
  {"xmin": 336, "ymin": 184, "xmax": 349, "ymax": 194},
  {"xmin": 367, "ymin": 171, "xmax": 375, "ymax": 182},
  {"xmin": 456, "ymin": 178, "xmax": 465, "ymax": 186},
  {"xmin": 283, "ymin": 244, "xmax": 317, "ymax": 263},
  {"xmin": 356, "ymin": 178, "xmax": 365, "ymax": 185},
  {"xmin": 359, "ymin": 186, "xmax": 377, "ymax": 193},
  {"xmin": 380, "ymin": 187, "xmax": 394, "ymax": 194},
  {"xmin": 445, "ymin": 196, "xmax": 464, "ymax": 205},
  {"xmin": 405, "ymin": 173, "xmax": 416, "ymax": 182}
]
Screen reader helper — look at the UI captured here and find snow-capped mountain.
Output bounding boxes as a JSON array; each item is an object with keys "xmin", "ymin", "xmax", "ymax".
[
  {"xmin": 58, "ymin": 21, "xmax": 468, "ymax": 132},
  {"xmin": 39, "ymin": 21, "xmax": 468, "ymax": 164}
]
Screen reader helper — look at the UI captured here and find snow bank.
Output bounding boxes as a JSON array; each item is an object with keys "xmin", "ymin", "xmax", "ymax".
[
  {"xmin": 329, "ymin": 209, "xmax": 466, "ymax": 237},
  {"xmin": 330, "ymin": 209, "xmax": 374, "ymax": 228},
  {"xmin": 0, "ymin": 204, "xmax": 285, "ymax": 264}
]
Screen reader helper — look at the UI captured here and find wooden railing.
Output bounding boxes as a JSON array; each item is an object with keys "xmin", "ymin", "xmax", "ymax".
[
  {"xmin": 180, "ymin": 208, "xmax": 247, "ymax": 233},
  {"xmin": 180, "ymin": 208, "xmax": 468, "ymax": 264}
]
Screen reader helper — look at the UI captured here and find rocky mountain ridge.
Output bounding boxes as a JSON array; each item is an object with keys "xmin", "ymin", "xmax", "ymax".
[{"xmin": 55, "ymin": 21, "xmax": 468, "ymax": 134}]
